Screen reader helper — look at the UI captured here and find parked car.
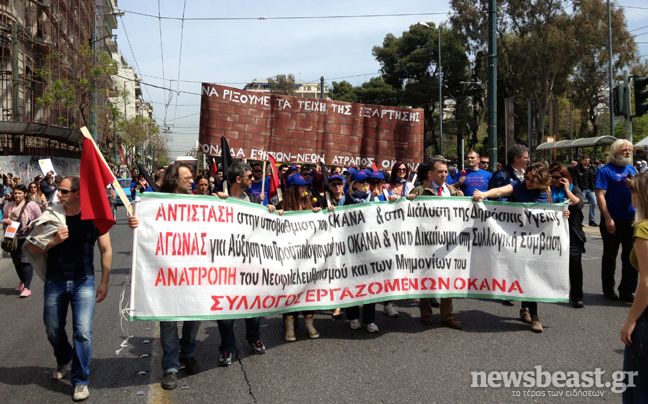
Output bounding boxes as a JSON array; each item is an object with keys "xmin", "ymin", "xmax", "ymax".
[{"xmin": 115, "ymin": 178, "xmax": 132, "ymax": 205}]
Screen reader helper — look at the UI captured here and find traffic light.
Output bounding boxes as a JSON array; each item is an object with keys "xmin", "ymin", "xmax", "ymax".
[
  {"xmin": 613, "ymin": 85, "xmax": 626, "ymax": 117},
  {"xmin": 636, "ymin": 76, "xmax": 648, "ymax": 117}
]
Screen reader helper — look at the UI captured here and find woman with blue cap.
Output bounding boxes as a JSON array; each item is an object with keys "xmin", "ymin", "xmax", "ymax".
[
  {"xmin": 340, "ymin": 170, "xmax": 381, "ymax": 332},
  {"xmin": 278, "ymin": 174, "xmax": 322, "ymax": 341}
]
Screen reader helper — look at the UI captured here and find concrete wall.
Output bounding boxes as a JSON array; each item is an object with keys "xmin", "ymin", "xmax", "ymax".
[{"xmin": 0, "ymin": 156, "xmax": 80, "ymax": 183}]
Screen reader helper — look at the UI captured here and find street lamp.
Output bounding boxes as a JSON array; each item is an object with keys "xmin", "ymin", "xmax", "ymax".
[{"xmin": 417, "ymin": 21, "xmax": 443, "ymax": 157}]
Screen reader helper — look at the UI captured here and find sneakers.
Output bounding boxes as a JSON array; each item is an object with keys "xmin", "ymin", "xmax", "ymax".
[
  {"xmin": 219, "ymin": 353, "xmax": 233, "ymax": 367},
  {"xmin": 72, "ymin": 385, "xmax": 89, "ymax": 401},
  {"xmin": 19, "ymin": 288, "xmax": 31, "ymax": 298},
  {"xmin": 349, "ymin": 319, "xmax": 361, "ymax": 329},
  {"xmin": 179, "ymin": 356, "xmax": 200, "ymax": 374},
  {"xmin": 14, "ymin": 282, "xmax": 24, "ymax": 292},
  {"xmin": 383, "ymin": 303, "xmax": 399, "ymax": 317},
  {"xmin": 249, "ymin": 340, "xmax": 266, "ymax": 355},
  {"xmin": 363, "ymin": 323, "xmax": 379, "ymax": 333},
  {"xmin": 161, "ymin": 372, "xmax": 177, "ymax": 390},
  {"xmin": 530, "ymin": 316, "xmax": 543, "ymax": 333},
  {"xmin": 519, "ymin": 308, "xmax": 532, "ymax": 324},
  {"xmin": 52, "ymin": 361, "xmax": 72, "ymax": 380}
]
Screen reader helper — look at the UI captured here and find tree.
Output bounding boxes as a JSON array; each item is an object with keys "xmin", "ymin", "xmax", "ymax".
[
  {"xmin": 329, "ymin": 80, "xmax": 358, "ymax": 102},
  {"xmin": 267, "ymin": 74, "xmax": 297, "ymax": 96},
  {"xmin": 570, "ymin": 0, "xmax": 638, "ymax": 137},
  {"xmin": 35, "ymin": 42, "xmax": 118, "ymax": 147},
  {"xmin": 372, "ymin": 23, "xmax": 472, "ymax": 157}
]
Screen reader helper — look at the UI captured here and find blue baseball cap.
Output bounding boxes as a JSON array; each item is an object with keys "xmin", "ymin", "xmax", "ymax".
[
  {"xmin": 344, "ymin": 167, "xmax": 356, "ymax": 174},
  {"xmin": 370, "ymin": 171, "xmax": 385, "ymax": 181},
  {"xmin": 328, "ymin": 174, "xmax": 346, "ymax": 184},
  {"xmin": 289, "ymin": 165, "xmax": 298, "ymax": 170},
  {"xmin": 286, "ymin": 174, "xmax": 308, "ymax": 187},
  {"xmin": 351, "ymin": 171, "xmax": 369, "ymax": 183},
  {"xmin": 362, "ymin": 169, "xmax": 372, "ymax": 176}
]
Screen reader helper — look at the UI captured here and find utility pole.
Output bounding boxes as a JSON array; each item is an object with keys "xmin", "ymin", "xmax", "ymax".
[
  {"xmin": 320, "ymin": 76, "xmax": 325, "ymax": 99},
  {"xmin": 487, "ymin": 0, "xmax": 498, "ymax": 172},
  {"xmin": 569, "ymin": 99, "xmax": 573, "ymax": 162},
  {"xmin": 624, "ymin": 70, "xmax": 632, "ymax": 141},
  {"xmin": 607, "ymin": 0, "xmax": 614, "ymax": 137},
  {"xmin": 438, "ymin": 27, "xmax": 443, "ymax": 158}
]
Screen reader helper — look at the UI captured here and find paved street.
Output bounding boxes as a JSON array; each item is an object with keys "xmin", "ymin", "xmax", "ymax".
[{"xmin": 0, "ymin": 204, "xmax": 635, "ymax": 403}]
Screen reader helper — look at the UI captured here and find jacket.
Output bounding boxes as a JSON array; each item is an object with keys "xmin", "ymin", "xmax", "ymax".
[{"xmin": 22, "ymin": 204, "xmax": 66, "ymax": 281}]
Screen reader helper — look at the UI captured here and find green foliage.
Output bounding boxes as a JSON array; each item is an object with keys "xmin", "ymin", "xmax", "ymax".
[{"xmin": 267, "ymin": 74, "xmax": 297, "ymax": 96}]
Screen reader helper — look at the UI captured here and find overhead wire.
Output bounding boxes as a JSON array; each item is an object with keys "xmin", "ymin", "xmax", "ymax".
[
  {"xmin": 157, "ymin": 0, "xmax": 171, "ymax": 126},
  {"xmin": 119, "ymin": 10, "xmax": 449, "ymax": 21},
  {"xmin": 172, "ymin": 0, "xmax": 188, "ymax": 130}
]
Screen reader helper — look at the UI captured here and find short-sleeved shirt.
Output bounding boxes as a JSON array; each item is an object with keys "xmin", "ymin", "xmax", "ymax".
[
  {"xmin": 510, "ymin": 181, "xmax": 549, "ymax": 203},
  {"xmin": 449, "ymin": 169, "xmax": 493, "ymax": 197},
  {"xmin": 46, "ymin": 213, "xmax": 102, "ymax": 281},
  {"xmin": 595, "ymin": 163, "xmax": 637, "ymax": 220},
  {"xmin": 630, "ymin": 221, "xmax": 648, "ymax": 271}
]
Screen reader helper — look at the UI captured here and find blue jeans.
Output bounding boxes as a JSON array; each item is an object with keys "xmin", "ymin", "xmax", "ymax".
[
  {"xmin": 159, "ymin": 321, "xmax": 201, "ymax": 373},
  {"xmin": 583, "ymin": 189, "xmax": 597, "ymax": 223},
  {"xmin": 43, "ymin": 277, "xmax": 95, "ymax": 386},
  {"xmin": 623, "ymin": 314, "xmax": 648, "ymax": 403},
  {"xmin": 217, "ymin": 318, "xmax": 261, "ymax": 354}
]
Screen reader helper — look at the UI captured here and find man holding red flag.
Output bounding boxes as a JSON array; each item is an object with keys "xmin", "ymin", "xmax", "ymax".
[{"xmin": 26, "ymin": 175, "xmax": 112, "ymax": 402}]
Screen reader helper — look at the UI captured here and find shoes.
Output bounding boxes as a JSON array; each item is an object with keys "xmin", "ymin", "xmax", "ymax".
[
  {"xmin": 383, "ymin": 303, "xmax": 399, "ymax": 317},
  {"xmin": 19, "ymin": 288, "xmax": 31, "ymax": 298},
  {"xmin": 332, "ymin": 308, "xmax": 343, "ymax": 319},
  {"xmin": 284, "ymin": 315, "xmax": 296, "ymax": 342},
  {"xmin": 72, "ymin": 385, "xmax": 89, "ymax": 401},
  {"xmin": 501, "ymin": 299, "xmax": 514, "ymax": 306},
  {"xmin": 14, "ymin": 282, "xmax": 24, "ymax": 292},
  {"xmin": 179, "ymin": 356, "xmax": 200, "ymax": 374},
  {"xmin": 530, "ymin": 316, "xmax": 543, "ymax": 333},
  {"xmin": 52, "ymin": 361, "xmax": 72, "ymax": 380},
  {"xmin": 161, "ymin": 372, "xmax": 177, "ymax": 390},
  {"xmin": 604, "ymin": 291, "xmax": 620, "ymax": 301},
  {"xmin": 589, "ymin": 221, "xmax": 598, "ymax": 226},
  {"xmin": 304, "ymin": 314, "xmax": 320, "ymax": 339},
  {"xmin": 620, "ymin": 293, "xmax": 635, "ymax": 303},
  {"xmin": 349, "ymin": 319, "xmax": 361, "ymax": 329},
  {"xmin": 571, "ymin": 300, "xmax": 584, "ymax": 308},
  {"xmin": 519, "ymin": 308, "xmax": 532, "ymax": 324},
  {"xmin": 421, "ymin": 315, "xmax": 433, "ymax": 325},
  {"xmin": 249, "ymin": 340, "xmax": 266, "ymax": 355},
  {"xmin": 363, "ymin": 323, "xmax": 379, "ymax": 333},
  {"xmin": 430, "ymin": 298, "xmax": 441, "ymax": 308},
  {"xmin": 219, "ymin": 353, "xmax": 233, "ymax": 367},
  {"xmin": 442, "ymin": 318, "xmax": 463, "ymax": 330}
]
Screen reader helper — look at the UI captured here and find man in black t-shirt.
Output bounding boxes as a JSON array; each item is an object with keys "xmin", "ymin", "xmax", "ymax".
[{"xmin": 28, "ymin": 176, "xmax": 112, "ymax": 402}]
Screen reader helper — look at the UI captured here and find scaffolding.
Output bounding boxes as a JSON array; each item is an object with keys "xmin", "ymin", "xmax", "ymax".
[{"xmin": 0, "ymin": 0, "xmax": 107, "ymax": 157}]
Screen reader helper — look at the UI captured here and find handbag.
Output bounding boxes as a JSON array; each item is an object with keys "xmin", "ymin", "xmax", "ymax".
[{"xmin": 1, "ymin": 202, "xmax": 28, "ymax": 253}]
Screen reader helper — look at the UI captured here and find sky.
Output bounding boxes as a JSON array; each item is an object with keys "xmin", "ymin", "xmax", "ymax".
[{"xmin": 114, "ymin": 1, "xmax": 648, "ymax": 157}]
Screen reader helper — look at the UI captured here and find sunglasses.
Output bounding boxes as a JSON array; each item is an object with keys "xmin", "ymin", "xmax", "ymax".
[
  {"xmin": 332, "ymin": 171, "xmax": 342, "ymax": 175},
  {"xmin": 370, "ymin": 180, "xmax": 384, "ymax": 185},
  {"xmin": 479, "ymin": 161, "xmax": 489, "ymax": 165},
  {"xmin": 253, "ymin": 170, "xmax": 263, "ymax": 173},
  {"xmin": 551, "ymin": 175, "xmax": 562, "ymax": 180},
  {"xmin": 246, "ymin": 174, "xmax": 254, "ymax": 179},
  {"xmin": 59, "ymin": 189, "xmax": 78, "ymax": 195},
  {"xmin": 523, "ymin": 176, "xmax": 533, "ymax": 182},
  {"xmin": 330, "ymin": 182, "xmax": 344, "ymax": 187},
  {"xmin": 397, "ymin": 168, "xmax": 407, "ymax": 172}
]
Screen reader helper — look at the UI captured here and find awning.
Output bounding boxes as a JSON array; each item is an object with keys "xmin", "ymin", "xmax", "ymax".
[
  {"xmin": 535, "ymin": 135, "xmax": 617, "ymax": 151},
  {"xmin": 0, "ymin": 122, "xmax": 82, "ymax": 146},
  {"xmin": 635, "ymin": 136, "xmax": 648, "ymax": 149}
]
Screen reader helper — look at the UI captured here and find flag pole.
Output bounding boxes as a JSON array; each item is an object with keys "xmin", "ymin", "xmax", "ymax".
[
  {"xmin": 81, "ymin": 127, "xmax": 133, "ymax": 216},
  {"xmin": 260, "ymin": 161, "xmax": 267, "ymax": 201}
]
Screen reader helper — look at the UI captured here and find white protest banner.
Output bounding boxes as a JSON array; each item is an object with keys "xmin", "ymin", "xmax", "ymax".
[
  {"xmin": 130, "ymin": 193, "xmax": 569, "ymax": 321},
  {"xmin": 38, "ymin": 159, "xmax": 56, "ymax": 176}
]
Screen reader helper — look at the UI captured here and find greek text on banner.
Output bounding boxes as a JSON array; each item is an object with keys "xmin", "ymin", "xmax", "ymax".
[{"xmin": 129, "ymin": 193, "xmax": 569, "ymax": 321}]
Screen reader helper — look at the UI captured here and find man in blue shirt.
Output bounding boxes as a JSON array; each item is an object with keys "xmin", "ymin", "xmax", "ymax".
[
  {"xmin": 450, "ymin": 150, "xmax": 493, "ymax": 197},
  {"xmin": 249, "ymin": 162, "xmax": 265, "ymax": 203},
  {"xmin": 595, "ymin": 139, "xmax": 637, "ymax": 302},
  {"xmin": 488, "ymin": 144, "xmax": 529, "ymax": 201}
]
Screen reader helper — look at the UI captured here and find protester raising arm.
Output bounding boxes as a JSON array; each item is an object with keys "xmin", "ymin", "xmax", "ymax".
[{"xmin": 473, "ymin": 184, "xmax": 514, "ymax": 202}]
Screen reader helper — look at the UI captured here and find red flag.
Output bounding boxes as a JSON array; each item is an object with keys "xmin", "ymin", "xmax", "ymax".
[
  {"xmin": 268, "ymin": 153, "xmax": 280, "ymax": 200},
  {"xmin": 80, "ymin": 135, "xmax": 116, "ymax": 234},
  {"xmin": 372, "ymin": 162, "xmax": 379, "ymax": 172},
  {"xmin": 210, "ymin": 159, "xmax": 218, "ymax": 178}
]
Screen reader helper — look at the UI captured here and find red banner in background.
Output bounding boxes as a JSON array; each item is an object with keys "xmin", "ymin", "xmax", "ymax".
[{"xmin": 199, "ymin": 83, "xmax": 424, "ymax": 170}]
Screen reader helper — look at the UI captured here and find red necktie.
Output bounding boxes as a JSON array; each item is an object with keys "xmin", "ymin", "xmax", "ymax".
[{"xmin": 437, "ymin": 187, "xmax": 443, "ymax": 196}]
